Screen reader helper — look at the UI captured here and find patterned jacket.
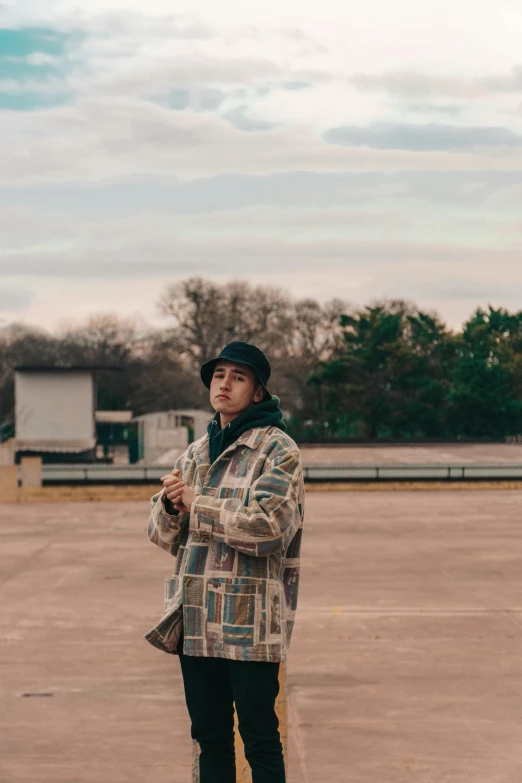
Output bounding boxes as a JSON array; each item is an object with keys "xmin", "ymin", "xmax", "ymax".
[{"xmin": 145, "ymin": 425, "xmax": 304, "ymax": 662}]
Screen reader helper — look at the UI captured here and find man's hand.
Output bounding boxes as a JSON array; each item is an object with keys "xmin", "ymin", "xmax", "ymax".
[{"xmin": 161, "ymin": 468, "xmax": 196, "ymax": 514}]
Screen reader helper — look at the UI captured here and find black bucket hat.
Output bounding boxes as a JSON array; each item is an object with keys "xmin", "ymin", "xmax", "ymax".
[{"xmin": 200, "ymin": 341, "xmax": 272, "ymax": 397}]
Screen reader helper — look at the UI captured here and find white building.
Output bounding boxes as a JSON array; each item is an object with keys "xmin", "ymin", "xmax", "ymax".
[
  {"xmin": 132, "ymin": 409, "xmax": 211, "ymax": 465},
  {"xmin": 15, "ymin": 366, "xmax": 98, "ymax": 461}
]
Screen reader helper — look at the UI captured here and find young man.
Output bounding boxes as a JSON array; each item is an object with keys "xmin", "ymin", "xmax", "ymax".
[{"xmin": 145, "ymin": 341, "xmax": 305, "ymax": 783}]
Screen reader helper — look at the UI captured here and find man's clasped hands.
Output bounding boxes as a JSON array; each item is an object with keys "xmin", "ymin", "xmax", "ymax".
[{"xmin": 161, "ymin": 468, "xmax": 196, "ymax": 514}]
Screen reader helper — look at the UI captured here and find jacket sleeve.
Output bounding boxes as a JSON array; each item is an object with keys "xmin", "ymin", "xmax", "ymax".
[
  {"xmin": 190, "ymin": 448, "xmax": 303, "ymax": 557},
  {"xmin": 147, "ymin": 450, "xmax": 191, "ymax": 557}
]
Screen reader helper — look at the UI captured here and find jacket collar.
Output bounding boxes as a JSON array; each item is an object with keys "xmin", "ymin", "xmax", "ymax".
[{"xmin": 193, "ymin": 425, "xmax": 271, "ymax": 468}]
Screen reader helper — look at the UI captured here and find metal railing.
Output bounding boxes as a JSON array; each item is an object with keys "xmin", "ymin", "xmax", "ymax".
[
  {"xmin": 41, "ymin": 464, "xmax": 167, "ymax": 484},
  {"xmin": 302, "ymin": 464, "xmax": 522, "ymax": 481},
  {"xmin": 38, "ymin": 463, "xmax": 522, "ymax": 484}
]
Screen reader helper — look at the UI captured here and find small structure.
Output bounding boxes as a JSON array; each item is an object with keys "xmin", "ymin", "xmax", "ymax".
[
  {"xmin": 95, "ymin": 410, "xmax": 133, "ymax": 464},
  {"xmin": 172, "ymin": 409, "xmax": 212, "ymax": 441},
  {"xmin": 0, "ymin": 439, "xmax": 15, "ymax": 466},
  {"xmin": 14, "ymin": 365, "xmax": 121, "ymax": 463},
  {"xmin": 131, "ymin": 409, "xmax": 211, "ymax": 465}
]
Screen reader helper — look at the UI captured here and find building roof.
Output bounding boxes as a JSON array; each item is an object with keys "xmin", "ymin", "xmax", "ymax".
[
  {"xmin": 133, "ymin": 408, "xmax": 212, "ymax": 421},
  {"xmin": 15, "ymin": 438, "xmax": 96, "ymax": 453}
]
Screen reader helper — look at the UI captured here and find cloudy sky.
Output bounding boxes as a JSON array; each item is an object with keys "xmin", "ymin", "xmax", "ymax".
[{"xmin": 1, "ymin": 0, "xmax": 522, "ymax": 330}]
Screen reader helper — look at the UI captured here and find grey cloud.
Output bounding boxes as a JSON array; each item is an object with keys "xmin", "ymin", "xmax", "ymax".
[
  {"xmin": 3, "ymin": 171, "xmax": 522, "ymax": 217},
  {"xmin": 163, "ymin": 89, "xmax": 189, "ymax": 110},
  {"xmin": 4, "ymin": 94, "xmax": 522, "ymax": 188},
  {"xmin": 198, "ymin": 88, "xmax": 226, "ymax": 111},
  {"xmin": 223, "ymin": 105, "xmax": 278, "ymax": 132},
  {"xmin": 0, "ymin": 286, "xmax": 34, "ymax": 311},
  {"xmin": 155, "ymin": 87, "xmax": 226, "ymax": 112},
  {"xmin": 254, "ymin": 81, "xmax": 310, "ymax": 98},
  {"xmin": 407, "ymin": 104, "xmax": 462, "ymax": 116},
  {"xmin": 399, "ymin": 279, "xmax": 522, "ymax": 303},
  {"xmin": 2, "ymin": 235, "xmax": 521, "ymax": 280},
  {"xmin": 96, "ymin": 56, "xmax": 282, "ymax": 96},
  {"xmin": 324, "ymin": 123, "xmax": 522, "ymax": 151},
  {"xmin": 349, "ymin": 66, "xmax": 522, "ymax": 98},
  {"xmin": 281, "ymin": 81, "xmax": 310, "ymax": 91}
]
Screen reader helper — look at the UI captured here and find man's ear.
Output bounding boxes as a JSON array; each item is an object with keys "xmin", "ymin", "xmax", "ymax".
[{"xmin": 254, "ymin": 385, "xmax": 264, "ymax": 403}]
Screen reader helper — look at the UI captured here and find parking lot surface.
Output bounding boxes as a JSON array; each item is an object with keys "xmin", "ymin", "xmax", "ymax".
[{"xmin": 1, "ymin": 491, "xmax": 522, "ymax": 782}]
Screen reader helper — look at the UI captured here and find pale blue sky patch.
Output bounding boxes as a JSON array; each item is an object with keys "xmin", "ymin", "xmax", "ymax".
[
  {"xmin": 0, "ymin": 55, "xmax": 60, "ymax": 82},
  {"xmin": 0, "ymin": 26, "xmax": 84, "ymax": 75},
  {"xmin": 0, "ymin": 27, "xmax": 69, "ymax": 58},
  {"xmin": 0, "ymin": 89, "xmax": 73, "ymax": 111},
  {"xmin": 0, "ymin": 26, "xmax": 86, "ymax": 110}
]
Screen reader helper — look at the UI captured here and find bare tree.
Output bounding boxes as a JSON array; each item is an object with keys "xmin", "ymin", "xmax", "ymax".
[
  {"xmin": 157, "ymin": 277, "xmax": 296, "ymax": 365},
  {"xmin": 273, "ymin": 297, "xmax": 349, "ymax": 415},
  {"xmin": 292, "ymin": 297, "xmax": 348, "ymax": 360},
  {"xmin": 57, "ymin": 313, "xmax": 140, "ymax": 365},
  {"xmin": 0, "ymin": 282, "xmax": 349, "ymax": 430}
]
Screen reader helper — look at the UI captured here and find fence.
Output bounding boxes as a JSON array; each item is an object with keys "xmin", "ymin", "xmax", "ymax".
[{"xmin": 30, "ymin": 463, "xmax": 522, "ymax": 484}]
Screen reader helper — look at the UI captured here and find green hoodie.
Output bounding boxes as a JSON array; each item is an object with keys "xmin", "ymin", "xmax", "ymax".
[{"xmin": 207, "ymin": 394, "xmax": 286, "ymax": 466}]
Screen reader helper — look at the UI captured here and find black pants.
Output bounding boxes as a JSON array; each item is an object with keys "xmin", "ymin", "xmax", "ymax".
[{"xmin": 178, "ymin": 640, "xmax": 286, "ymax": 783}]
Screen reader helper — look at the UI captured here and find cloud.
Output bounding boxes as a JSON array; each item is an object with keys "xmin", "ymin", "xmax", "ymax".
[
  {"xmin": 407, "ymin": 103, "xmax": 462, "ymax": 116},
  {"xmin": 349, "ymin": 66, "xmax": 522, "ymax": 98},
  {"xmin": 1, "ymin": 3, "xmax": 522, "ymax": 332},
  {"xmin": 3, "ymin": 96, "xmax": 522, "ymax": 188},
  {"xmin": 92, "ymin": 55, "xmax": 282, "ymax": 98},
  {"xmin": 2, "ymin": 171, "xmax": 522, "ymax": 220},
  {"xmin": 281, "ymin": 80, "xmax": 310, "ymax": 90},
  {"xmin": 324, "ymin": 122, "xmax": 522, "ymax": 151},
  {"xmin": 2, "ymin": 227, "xmax": 521, "ymax": 279},
  {"xmin": 403, "ymin": 279, "xmax": 522, "ymax": 302},
  {"xmin": 153, "ymin": 86, "xmax": 226, "ymax": 111},
  {"xmin": 0, "ymin": 285, "xmax": 34, "ymax": 312},
  {"xmin": 223, "ymin": 104, "xmax": 279, "ymax": 132},
  {"xmin": 3, "ymin": 225, "xmax": 522, "ymax": 331},
  {"xmin": 90, "ymin": 11, "xmax": 214, "ymax": 39}
]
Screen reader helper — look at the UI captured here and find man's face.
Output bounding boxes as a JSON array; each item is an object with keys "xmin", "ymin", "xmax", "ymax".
[{"xmin": 210, "ymin": 359, "xmax": 264, "ymax": 419}]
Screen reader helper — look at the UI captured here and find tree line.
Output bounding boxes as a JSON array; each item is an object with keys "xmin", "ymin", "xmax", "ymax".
[{"xmin": 2, "ymin": 277, "xmax": 522, "ymax": 442}]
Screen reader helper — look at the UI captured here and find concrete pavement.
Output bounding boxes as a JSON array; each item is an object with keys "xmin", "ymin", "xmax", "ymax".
[
  {"xmin": 299, "ymin": 441, "xmax": 522, "ymax": 465},
  {"xmin": 1, "ymin": 491, "xmax": 522, "ymax": 782}
]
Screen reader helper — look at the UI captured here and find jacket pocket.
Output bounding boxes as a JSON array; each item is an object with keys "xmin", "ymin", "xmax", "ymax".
[{"xmin": 205, "ymin": 578, "xmax": 261, "ymax": 647}]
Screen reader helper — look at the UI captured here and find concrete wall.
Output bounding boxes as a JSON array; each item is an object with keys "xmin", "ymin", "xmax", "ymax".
[
  {"xmin": 174, "ymin": 409, "xmax": 212, "ymax": 440},
  {"xmin": 15, "ymin": 371, "xmax": 95, "ymax": 441},
  {"xmin": 0, "ymin": 439, "xmax": 15, "ymax": 465},
  {"xmin": 135, "ymin": 412, "xmax": 189, "ymax": 464}
]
